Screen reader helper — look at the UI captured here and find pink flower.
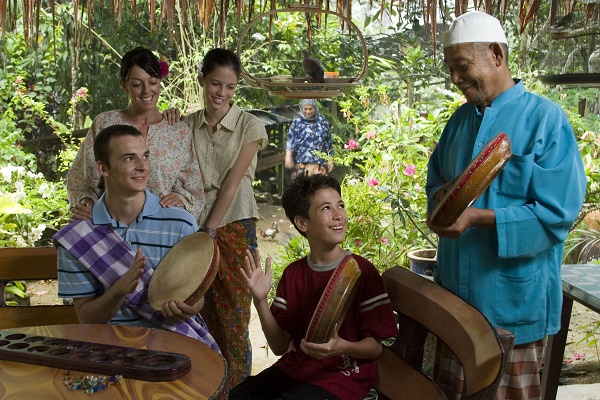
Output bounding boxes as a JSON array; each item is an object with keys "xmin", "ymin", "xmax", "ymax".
[
  {"xmin": 365, "ymin": 130, "xmax": 376, "ymax": 140},
  {"xmin": 367, "ymin": 178, "xmax": 379, "ymax": 187},
  {"xmin": 461, "ymin": 97, "xmax": 468, "ymax": 104},
  {"xmin": 159, "ymin": 60, "xmax": 169, "ymax": 77},
  {"xmin": 403, "ymin": 165, "xmax": 416, "ymax": 176},
  {"xmin": 381, "ymin": 238, "xmax": 388, "ymax": 244},
  {"xmin": 357, "ymin": 215, "xmax": 364, "ymax": 223},
  {"xmin": 15, "ymin": 77, "xmax": 23, "ymax": 84},
  {"xmin": 354, "ymin": 239, "xmax": 363, "ymax": 247},
  {"xmin": 75, "ymin": 87, "xmax": 88, "ymax": 100},
  {"xmin": 415, "ymin": 183, "xmax": 422, "ymax": 191},
  {"xmin": 344, "ymin": 139, "xmax": 358, "ymax": 150}
]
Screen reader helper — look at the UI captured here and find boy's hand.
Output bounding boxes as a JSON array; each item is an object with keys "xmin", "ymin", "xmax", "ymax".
[
  {"xmin": 114, "ymin": 248, "xmax": 145, "ymax": 296},
  {"xmin": 300, "ymin": 328, "xmax": 345, "ymax": 360},
  {"xmin": 240, "ymin": 249, "xmax": 272, "ymax": 303}
]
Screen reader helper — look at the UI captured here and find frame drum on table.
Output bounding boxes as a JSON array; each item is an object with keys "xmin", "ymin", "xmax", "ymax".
[
  {"xmin": 430, "ymin": 132, "xmax": 512, "ymax": 227},
  {"xmin": 305, "ymin": 256, "xmax": 362, "ymax": 344},
  {"xmin": 148, "ymin": 231, "xmax": 219, "ymax": 311}
]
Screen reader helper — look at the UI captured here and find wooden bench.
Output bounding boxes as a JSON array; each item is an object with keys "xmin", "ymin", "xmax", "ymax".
[
  {"xmin": 0, "ymin": 247, "xmax": 79, "ymax": 329},
  {"xmin": 374, "ymin": 266, "xmax": 515, "ymax": 399}
]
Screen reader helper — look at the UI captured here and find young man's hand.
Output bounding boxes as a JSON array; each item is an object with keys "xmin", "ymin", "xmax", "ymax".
[
  {"xmin": 161, "ymin": 297, "xmax": 204, "ymax": 322},
  {"xmin": 114, "ymin": 247, "xmax": 146, "ymax": 296}
]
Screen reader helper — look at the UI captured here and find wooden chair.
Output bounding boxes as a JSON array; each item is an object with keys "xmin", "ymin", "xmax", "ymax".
[
  {"xmin": 374, "ymin": 266, "xmax": 515, "ymax": 400},
  {"xmin": 0, "ymin": 247, "xmax": 79, "ymax": 329}
]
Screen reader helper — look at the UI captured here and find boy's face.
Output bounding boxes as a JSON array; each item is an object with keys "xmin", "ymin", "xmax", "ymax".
[{"xmin": 295, "ymin": 187, "xmax": 347, "ymax": 244}]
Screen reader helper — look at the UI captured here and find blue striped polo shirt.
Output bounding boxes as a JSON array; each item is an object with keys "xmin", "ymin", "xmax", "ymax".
[{"xmin": 57, "ymin": 189, "xmax": 198, "ymax": 327}]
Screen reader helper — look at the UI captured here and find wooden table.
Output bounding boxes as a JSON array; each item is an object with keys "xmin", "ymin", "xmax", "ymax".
[
  {"xmin": 0, "ymin": 324, "xmax": 227, "ymax": 399},
  {"xmin": 541, "ymin": 264, "xmax": 600, "ymax": 399}
]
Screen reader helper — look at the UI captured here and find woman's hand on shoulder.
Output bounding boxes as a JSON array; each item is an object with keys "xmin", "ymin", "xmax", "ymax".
[
  {"xmin": 160, "ymin": 193, "xmax": 184, "ymax": 208},
  {"xmin": 70, "ymin": 197, "xmax": 94, "ymax": 221},
  {"xmin": 162, "ymin": 108, "xmax": 181, "ymax": 125}
]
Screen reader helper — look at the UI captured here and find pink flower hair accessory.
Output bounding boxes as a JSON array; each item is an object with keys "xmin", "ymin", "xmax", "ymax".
[{"xmin": 159, "ymin": 60, "xmax": 169, "ymax": 78}]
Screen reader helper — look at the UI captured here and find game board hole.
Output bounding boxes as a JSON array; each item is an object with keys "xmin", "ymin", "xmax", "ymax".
[
  {"xmin": 24, "ymin": 336, "xmax": 45, "ymax": 343},
  {"xmin": 49, "ymin": 349, "xmax": 71, "ymax": 356},
  {"xmin": 43, "ymin": 339, "xmax": 67, "ymax": 346},
  {"xmin": 69, "ymin": 351, "xmax": 92, "ymax": 359},
  {"xmin": 0, "ymin": 340, "xmax": 10, "ymax": 346},
  {"xmin": 90, "ymin": 354, "xmax": 113, "ymax": 362},
  {"xmin": 142, "ymin": 355, "xmax": 176, "ymax": 366},
  {"xmin": 8, "ymin": 343, "xmax": 29, "ymax": 349},
  {"xmin": 28, "ymin": 346, "xmax": 50, "ymax": 353},
  {"xmin": 64, "ymin": 341, "xmax": 84, "ymax": 349},
  {"xmin": 127, "ymin": 349, "xmax": 149, "ymax": 357},
  {"xmin": 113, "ymin": 356, "xmax": 135, "ymax": 365},
  {"xmin": 106, "ymin": 347, "xmax": 126, "ymax": 356},
  {"xmin": 82, "ymin": 344, "xmax": 104, "ymax": 352},
  {"xmin": 6, "ymin": 334, "xmax": 26, "ymax": 340}
]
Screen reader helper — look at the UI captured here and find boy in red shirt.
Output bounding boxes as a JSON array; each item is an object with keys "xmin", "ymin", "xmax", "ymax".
[{"xmin": 231, "ymin": 174, "xmax": 398, "ymax": 400}]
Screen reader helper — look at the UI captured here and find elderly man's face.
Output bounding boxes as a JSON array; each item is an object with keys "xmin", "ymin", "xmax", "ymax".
[{"xmin": 444, "ymin": 43, "xmax": 504, "ymax": 109}]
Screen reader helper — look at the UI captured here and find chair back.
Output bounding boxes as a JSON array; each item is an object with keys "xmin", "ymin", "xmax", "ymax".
[{"xmin": 374, "ymin": 266, "xmax": 514, "ymax": 399}]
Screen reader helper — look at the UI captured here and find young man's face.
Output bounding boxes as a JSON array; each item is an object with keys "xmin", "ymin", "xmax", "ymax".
[
  {"xmin": 297, "ymin": 187, "xmax": 347, "ymax": 244},
  {"xmin": 97, "ymin": 135, "xmax": 150, "ymax": 196}
]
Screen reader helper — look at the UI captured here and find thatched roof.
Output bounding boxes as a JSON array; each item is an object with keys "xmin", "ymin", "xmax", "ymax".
[{"xmin": 0, "ymin": 0, "xmax": 596, "ymax": 47}]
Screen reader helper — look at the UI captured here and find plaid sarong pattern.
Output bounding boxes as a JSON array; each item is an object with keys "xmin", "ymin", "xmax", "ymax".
[
  {"xmin": 433, "ymin": 338, "xmax": 544, "ymax": 400},
  {"xmin": 53, "ymin": 220, "xmax": 220, "ymax": 353}
]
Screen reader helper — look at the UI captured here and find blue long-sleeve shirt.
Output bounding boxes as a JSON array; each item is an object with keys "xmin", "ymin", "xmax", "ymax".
[{"xmin": 426, "ymin": 80, "xmax": 586, "ymax": 344}]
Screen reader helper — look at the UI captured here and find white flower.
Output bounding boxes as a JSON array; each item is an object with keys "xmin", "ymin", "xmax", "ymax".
[
  {"xmin": 30, "ymin": 224, "xmax": 46, "ymax": 243},
  {"xmin": 1, "ymin": 165, "xmax": 17, "ymax": 182},
  {"xmin": 15, "ymin": 236, "xmax": 27, "ymax": 247},
  {"xmin": 14, "ymin": 182, "xmax": 26, "ymax": 200},
  {"xmin": 38, "ymin": 183, "xmax": 49, "ymax": 197}
]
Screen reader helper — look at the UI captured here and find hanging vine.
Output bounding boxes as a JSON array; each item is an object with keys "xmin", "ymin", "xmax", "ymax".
[{"xmin": 0, "ymin": 0, "xmax": 594, "ymax": 48}]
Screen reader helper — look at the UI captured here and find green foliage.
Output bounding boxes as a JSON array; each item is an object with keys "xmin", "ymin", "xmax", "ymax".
[
  {"xmin": 576, "ymin": 320, "xmax": 600, "ymax": 368},
  {"xmin": 326, "ymin": 85, "xmax": 461, "ymax": 271}
]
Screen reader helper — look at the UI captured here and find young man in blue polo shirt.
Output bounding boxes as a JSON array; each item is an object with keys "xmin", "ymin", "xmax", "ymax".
[{"xmin": 56, "ymin": 125, "xmax": 217, "ymax": 350}]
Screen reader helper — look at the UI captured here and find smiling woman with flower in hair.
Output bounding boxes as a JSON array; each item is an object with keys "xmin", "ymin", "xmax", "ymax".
[{"xmin": 67, "ymin": 47, "xmax": 204, "ymax": 223}]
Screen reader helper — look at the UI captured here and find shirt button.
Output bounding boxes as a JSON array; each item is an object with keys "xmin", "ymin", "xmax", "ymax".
[{"xmin": 478, "ymin": 142, "xmax": 483, "ymax": 147}]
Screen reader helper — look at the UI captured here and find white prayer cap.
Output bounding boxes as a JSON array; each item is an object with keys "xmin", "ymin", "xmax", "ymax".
[{"xmin": 444, "ymin": 10, "xmax": 507, "ymax": 47}]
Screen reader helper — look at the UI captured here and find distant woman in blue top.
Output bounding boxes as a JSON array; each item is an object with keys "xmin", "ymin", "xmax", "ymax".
[{"xmin": 284, "ymin": 99, "xmax": 333, "ymax": 177}]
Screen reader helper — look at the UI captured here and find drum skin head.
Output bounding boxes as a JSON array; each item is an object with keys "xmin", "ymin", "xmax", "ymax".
[
  {"xmin": 305, "ymin": 256, "xmax": 362, "ymax": 344},
  {"xmin": 430, "ymin": 132, "xmax": 511, "ymax": 227},
  {"xmin": 148, "ymin": 231, "xmax": 219, "ymax": 311}
]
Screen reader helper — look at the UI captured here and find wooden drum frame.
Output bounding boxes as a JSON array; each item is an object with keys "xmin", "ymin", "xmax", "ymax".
[
  {"xmin": 148, "ymin": 232, "xmax": 219, "ymax": 311},
  {"xmin": 430, "ymin": 132, "xmax": 512, "ymax": 227},
  {"xmin": 305, "ymin": 256, "xmax": 362, "ymax": 344}
]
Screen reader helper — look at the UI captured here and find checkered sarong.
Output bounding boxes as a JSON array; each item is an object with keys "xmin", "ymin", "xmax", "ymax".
[
  {"xmin": 433, "ymin": 338, "xmax": 544, "ymax": 400},
  {"xmin": 53, "ymin": 220, "xmax": 220, "ymax": 353}
]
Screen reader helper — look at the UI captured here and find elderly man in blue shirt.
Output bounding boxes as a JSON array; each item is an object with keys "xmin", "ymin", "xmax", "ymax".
[{"xmin": 426, "ymin": 10, "xmax": 586, "ymax": 399}]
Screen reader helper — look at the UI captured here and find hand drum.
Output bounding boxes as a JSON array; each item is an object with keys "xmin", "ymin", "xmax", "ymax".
[
  {"xmin": 148, "ymin": 231, "xmax": 219, "ymax": 311},
  {"xmin": 430, "ymin": 132, "xmax": 511, "ymax": 227},
  {"xmin": 305, "ymin": 256, "xmax": 362, "ymax": 344}
]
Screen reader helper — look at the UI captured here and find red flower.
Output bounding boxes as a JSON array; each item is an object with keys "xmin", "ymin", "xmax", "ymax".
[{"xmin": 159, "ymin": 60, "xmax": 169, "ymax": 78}]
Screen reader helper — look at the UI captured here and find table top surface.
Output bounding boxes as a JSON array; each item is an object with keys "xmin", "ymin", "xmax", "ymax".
[
  {"xmin": 561, "ymin": 264, "xmax": 600, "ymax": 313},
  {"xmin": 0, "ymin": 324, "xmax": 227, "ymax": 400}
]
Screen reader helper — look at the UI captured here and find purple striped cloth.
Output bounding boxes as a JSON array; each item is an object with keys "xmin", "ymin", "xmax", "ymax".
[{"xmin": 53, "ymin": 220, "xmax": 220, "ymax": 353}]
